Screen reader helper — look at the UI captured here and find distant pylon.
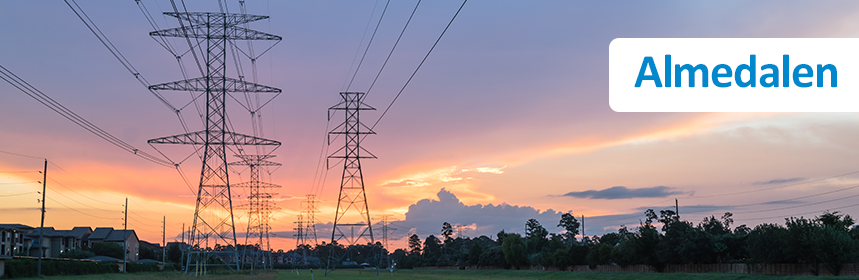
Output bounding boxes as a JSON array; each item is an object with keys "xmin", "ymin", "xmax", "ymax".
[
  {"xmin": 292, "ymin": 214, "xmax": 304, "ymax": 264},
  {"xmin": 230, "ymin": 154, "xmax": 281, "ymax": 269},
  {"xmin": 377, "ymin": 214, "xmax": 394, "ymax": 250},
  {"xmin": 294, "ymin": 195, "xmax": 319, "ymax": 266},
  {"xmin": 325, "ymin": 92, "xmax": 377, "ymax": 275},
  {"xmin": 302, "ymin": 195, "xmax": 320, "ymax": 246},
  {"xmin": 146, "ymin": 12, "xmax": 282, "ymax": 274}
]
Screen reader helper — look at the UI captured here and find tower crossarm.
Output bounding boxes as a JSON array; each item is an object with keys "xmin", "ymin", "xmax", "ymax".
[
  {"xmin": 228, "ymin": 154, "xmax": 282, "ymax": 167},
  {"xmin": 148, "ymin": 130, "xmax": 281, "ymax": 146},
  {"xmin": 148, "ymin": 77, "xmax": 281, "ymax": 93},
  {"xmin": 231, "ymin": 181, "xmax": 282, "ymax": 189},
  {"xmin": 163, "ymin": 12, "xmax": 270, "ymax": 27},
  {"xmin": 151, "ymin": 25, "xmax": 281, "ymax": 41}
]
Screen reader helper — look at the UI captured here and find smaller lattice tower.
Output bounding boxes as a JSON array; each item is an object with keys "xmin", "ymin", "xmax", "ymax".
[
  {"xmin": 292, "ymin": 214, "xmax": 304, "ymax": 264},
  {"xmin": 294, "ymin": 195, "xmax": 319, "ymax": 265},
  {"xmin": 230, "ymin": 154, "xmax": 281, "ymax": 269},
  {"xmin": 302, "ymin": 195, "xmax": 320, "ymax": 247}
]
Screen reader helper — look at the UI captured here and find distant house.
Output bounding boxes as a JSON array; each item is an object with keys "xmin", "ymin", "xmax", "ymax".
[
  {"xmin": 139, "ymin": 240, "xmax": 161, "ymax": 252},
  {"xmin": 0, "ymin": 224, "xmax": 34, "ymax": 256},
  {"xmin": 25, "ymin": 226, "xmax": 92, "ymax": 258},
  {"xmin": 165, "ymin": 241, "xmax": 190, "ymax": 252},
  {"xmin": 88, "ymin": 227, "xmax": 140, "ymax": 262}
]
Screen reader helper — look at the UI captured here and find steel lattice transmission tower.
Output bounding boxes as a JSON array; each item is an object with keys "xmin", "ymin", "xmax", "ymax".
[
  {"xmin": 301, "ymin": 194, "xmax": 320, "ymax": 247},
  {"xmin": 325, "ymin": 92, "xmax": 377, "ymax": 274},
  {"xmin": 230, "ymin": 154, "xmax": 281, "ymax": 270},
  {"xmin": 146, "ymin": 12, "xmax": 281, "ymax": 273},
  {"xmin": 294, "ymin": 195, "xmax": 319, "ymax": 266}
]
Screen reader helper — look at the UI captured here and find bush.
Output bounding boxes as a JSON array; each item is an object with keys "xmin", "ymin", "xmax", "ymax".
[
  {"xmin": 4, "ymin": 258, "xmax": 116, "ymax": 278},
  {"xmin": 126, "ymin": 262, "xmax": 159, "ymax": 273},
  {"xmin": 59, "ymin": 248, "xmax": 96, "ymax": 259}
]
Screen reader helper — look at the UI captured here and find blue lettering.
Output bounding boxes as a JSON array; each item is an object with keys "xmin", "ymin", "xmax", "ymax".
[
  {"xmin": 817, "ymin": 64, "xmax": 837, "ymax": 87},
  {"xmin": 735, "ymin": 55, "xmax": 756, "ymax": 87},
  {"xmin": 635, "ymin": 56, "xmax": 662, "ymax": 87},
  {"xmin": 635, "ymin": 54, "xmax": 837, "ymax": 89},
  {"xmin": 712, "ymin": 64, "xmax": 732, "ymax": 87},
  {"xmin": 760, "ymin": 64, "xmax": 779, "ymax": 88},
  {"xmin": 675, "ymin": 64, "xmax": 709, "ymax": 87},
  {"xmin": 793, "ymin": 64, "xmax": 813, "ymax": 88}
]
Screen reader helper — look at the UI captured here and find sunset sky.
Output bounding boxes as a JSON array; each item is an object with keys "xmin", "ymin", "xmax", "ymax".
[{"xmin": 4, "ymin": 0, "xmax": 859, "ymax": 251}]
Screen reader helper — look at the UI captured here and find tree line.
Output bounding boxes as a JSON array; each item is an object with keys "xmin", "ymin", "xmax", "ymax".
[{"xmin": 383, "ymin": 210, "xmax": 859, "ymax": 276}]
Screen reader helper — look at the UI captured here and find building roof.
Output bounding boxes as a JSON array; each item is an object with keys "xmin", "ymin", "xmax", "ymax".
[
  {"xmin": 68, "ymin": 227, "xmax": 92, "ymax": 239},
  {"xmin": 139, "ymin": 240, "xmax": 161, "ymax": 250},
  {"xmin": 0, "ymin": 224, "xmax": 34, "ymax": 231},
  {"xmin": 88, "ymin": 227, "xmax": 114, "ymax": 240},
  {"xmin": 26, "ymin": 227, "xmax": 91, "ymax": 238},
  {"xmin": 105, "ymin": 230, "xmax": 137, "ymax": 242},
  {"xmin": 25, "ymin": 227, "xmax": 63, "ymax": 237}
]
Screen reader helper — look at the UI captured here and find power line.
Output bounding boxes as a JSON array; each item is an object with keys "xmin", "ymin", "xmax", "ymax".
[
  {"xmin": 47, "ymin": 177, "xmax": 120, "ymax": 206},
  {"xmin": 341, "ymin": 0, "xmax": 383, "ymax": 92},
  {"xmin": 346, "ymin": 0, "xmax": 391, "ymax": 92},
  {"xmin": 45, "ymin": 196, "xmax": 115, "ymax": 220},
  {"xmin": 0, "ymin": 149, "xmax": 43, "ymax": 160},
  {"xmin": 65, "ymin": 0, "xmax": 209, "ymax": 197},
  {"xmin": 370, "ymin": 0, "xmax": 468, "ymax": 130},
  {"xmin": 48, "ymin": 162, "xmax": 125, "ymax": 199},
  {"xmin": 0, "ymin": 191, "xmax": 37, "ymax": 198},
  {"xmin": 689, "ymin": 170, "xmax": 859, "ymax": 199},
  {"xmin": 45, "ymin": 184, "xmax": 115, "ymax": 212},
  {"xmin": 364, "ymin": 0, "xmax": 422, "ymax": 98},
  {"xmin": 64, "ymin": 0, "xmax": 178, "ymax": 112},
  {"xmin": 0, "ymin": 64, "xmax": 174, "ymax": 167}
]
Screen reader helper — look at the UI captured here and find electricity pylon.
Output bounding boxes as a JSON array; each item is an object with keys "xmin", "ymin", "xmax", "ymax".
[
  {"xmin": 146, "ymin": 12, "xmax": 281, "ymax": 274},
  {"xmin": 301, "ymin": 194, "xmax": 320, "ymax": 247},
  {"xmin": 294, "ymin": 194, "xmax": 319, "ymax": 266},
  {"xmin": 325, "ymin": 92, "xmax": 377, "ymax": 275},
  {"xmin": 230, "ymin": 154, "xmax": 280, "ymax": 270}
]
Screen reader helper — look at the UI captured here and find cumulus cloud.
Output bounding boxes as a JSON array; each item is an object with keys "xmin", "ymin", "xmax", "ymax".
[
  {"xmin": 388, "ymin": 188, "xmax": 566, "ymax": 240},
  {"xmin": 753, "ymin": 178, "xmax": 805, "ymax": 185},
  {"xmin": 562, "ymin": 186, "xmax": 684, "ymax": 199}
]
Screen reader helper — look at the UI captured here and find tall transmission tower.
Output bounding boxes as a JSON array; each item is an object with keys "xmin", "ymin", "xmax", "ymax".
[
  {"xmin": 230, "ymin": 154, "xmax": 281, "ymax": 270},
  {"xmin": 325, "ymin": 92, "xmax": 377, "ymax": 274},
  {"xmin": 146, "ymin": 12, "xmax": 281, "ymax": 273}
]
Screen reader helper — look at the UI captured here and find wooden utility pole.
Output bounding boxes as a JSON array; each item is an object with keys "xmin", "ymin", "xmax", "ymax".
[
  {"xmin": 581, "ymin": 215, "xmax": 585, "ymax": 243},
  {"xmin": 675, "ymin": 198, "xmax": 679, "ymax": 218},
  {"xmin": 37, "ymin": 159, "xmax": 46, "ymax": 277},
  {"xmin": 181, "ymin": 223, "xmax": 184, "ymax": 269},
  {"xmin": 162, "ymin": 216, "xmax": 166, "ymax": 269},
  {"xmin": 123, "ymin": 197, "xmax": 128, "ymax": 273}
]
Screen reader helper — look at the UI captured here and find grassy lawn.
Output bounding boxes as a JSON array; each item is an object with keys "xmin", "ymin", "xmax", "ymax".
[{"xmin": 10, "ymin": 269, "xmax": 854, "ymax": 280}]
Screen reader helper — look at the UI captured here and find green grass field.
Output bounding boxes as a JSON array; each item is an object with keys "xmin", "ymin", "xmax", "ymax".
[{"xmin": 9, "ymin": 269, "xmax": 855, "ymax": 280}]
